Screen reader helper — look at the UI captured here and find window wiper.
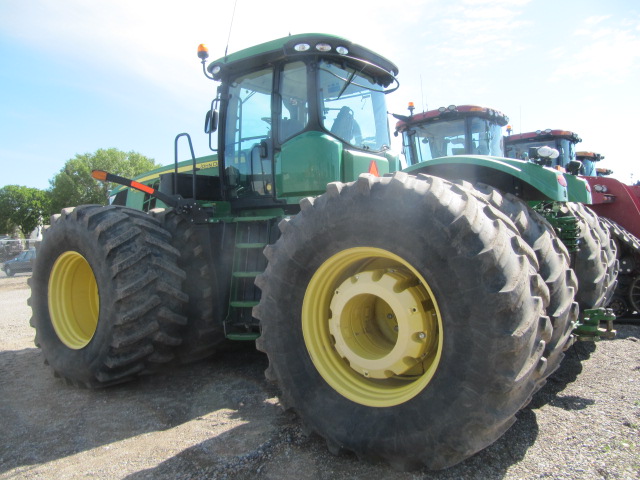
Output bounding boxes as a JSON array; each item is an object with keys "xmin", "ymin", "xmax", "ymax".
[{"xmin": 336, "ymin": 70, "xmax": 356, "ymax": 100}]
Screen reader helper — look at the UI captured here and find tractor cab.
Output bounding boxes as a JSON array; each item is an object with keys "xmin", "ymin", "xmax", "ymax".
[
  {"xmin": 576, "ymin": 151, "xmax": 608, "ymax": 177},
  {"xmin": 394, "ymin": 104, "xmax": 508, "ymax": 165},
  {"xmin": 194, "ymin": 34, "xmax": 400, "ymax": 212},
  {"xmin": 505, "ymin": 129, "xmax": 582, "ymax": 173}
]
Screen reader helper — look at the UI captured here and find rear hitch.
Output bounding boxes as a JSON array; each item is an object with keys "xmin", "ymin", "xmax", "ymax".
[{"xmin": 572, "ymin": 307, "xmax": 617, "ymax": 342}]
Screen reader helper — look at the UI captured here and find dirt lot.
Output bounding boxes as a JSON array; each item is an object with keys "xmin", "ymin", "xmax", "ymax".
[{"xmin": 1, "ymin": 272, "xmax": 639, "ymax": 479}]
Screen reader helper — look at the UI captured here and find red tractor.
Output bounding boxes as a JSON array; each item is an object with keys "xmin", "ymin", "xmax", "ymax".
[{"xmin": 580, "ymin": 156, "xmax": 640, "ymax": 317}]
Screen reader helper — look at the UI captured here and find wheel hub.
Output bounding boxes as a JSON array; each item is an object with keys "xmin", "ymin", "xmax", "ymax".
[
  {"xmin": 329, "ymin": 268, "xmax": 434, "ymax": 379},
  {"xmin": 48, "ymin": 251, "xmax": 99, "ymax": 349},
  {"xmin": 302, "ymin": 247, "xmax": 443, "ymax": 407}
]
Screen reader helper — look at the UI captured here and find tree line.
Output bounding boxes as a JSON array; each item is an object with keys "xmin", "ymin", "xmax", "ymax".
[{"xmin": 0, "ymin": 148, "xmax": 158, "ymax": 239}]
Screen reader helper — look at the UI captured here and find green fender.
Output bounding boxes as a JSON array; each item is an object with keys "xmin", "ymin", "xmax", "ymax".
[
  {"xmin": 565, "ymin": 174, "xmax": 593, "ymax": 203},
  {"xmin": 403, "ymin": 155, "xmax": 569, "ymax": 202}
]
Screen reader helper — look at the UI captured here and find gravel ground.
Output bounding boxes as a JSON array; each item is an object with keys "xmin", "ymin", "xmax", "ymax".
[{"xmin": 1, "ymin": 272, "xmax": 639, "ymax": 480}]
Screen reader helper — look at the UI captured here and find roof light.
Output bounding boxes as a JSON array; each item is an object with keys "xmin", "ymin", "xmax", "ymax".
[
  {"xmin": 544, "ymin": 129, "xmax": 552, "ymax": 134},
  {"xmin": 336, "ymin": 45, "xmax": 349, "ymax": 55},
  {"xmin": 535, "ymin": 130, "xmax": 542, "ymax": 135},
  {"xmin": 447, "ymin": 105, "xmax": 457, "ymax": 111},
  {"xmin": 438, "ymin": 106, "xmax": 446, "ymax": 113},
  {"xmin": 211, "ymin": 64, "xmax": 221, "ymax": 75},
  {"xmin": 197, "ymin": 44, "xmax": 209, "ymax": 60},
  {"xmin": 294, "ymin": 43, "xmax": 311, "ymax": 52},
  {"xmin": 315, "ymin": 43, "xmax": 332, "ymax": 52}
]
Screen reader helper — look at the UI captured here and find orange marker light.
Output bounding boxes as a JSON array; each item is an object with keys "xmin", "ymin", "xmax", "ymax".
[
  {"xmin": 92, "ymin": 170, "xmax": 108, "ymax": 181},
  {"xmin": 368, "ymin": 160, "xmax": 380, "ymax": 177},
  {"xmin": 197, "ymin": 44, "xmax": 209, "ymax": 60}
]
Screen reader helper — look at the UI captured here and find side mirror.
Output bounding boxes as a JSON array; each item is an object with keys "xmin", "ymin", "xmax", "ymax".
[{"xmin": 204, "ymin": 110, "xmax": 218, "ymax": 134}]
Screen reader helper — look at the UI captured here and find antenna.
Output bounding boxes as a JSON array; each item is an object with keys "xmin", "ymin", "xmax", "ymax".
[
  {"xmin": 420, "ymin": 74, "xmax": 427, "ymax": 112},
  {"xmin": 519, "ymin": 105, "xmax": 522, "ymax": 135},
  {"xmin": 225, "ymin": 0, "xmax": 239, "ymax": 57}
]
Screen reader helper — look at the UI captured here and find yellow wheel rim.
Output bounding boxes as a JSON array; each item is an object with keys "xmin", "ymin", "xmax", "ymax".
[
  {"xmin": 302, "ymin": 247, "xmax": 443, "ymax": 407},
  {"xmin": 48, "ymin": 251, "xmax": 100, "ymax": 349}
]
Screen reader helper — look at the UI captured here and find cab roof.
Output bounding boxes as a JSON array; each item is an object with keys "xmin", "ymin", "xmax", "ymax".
[
  {"xmin": 394, "ymin": 104, "xmax": 509, "ymax": 131},
  {"xmin": 506, "ymin": 129, "xmax": 582, "ymax": 144},
  {"xmin": 206, "ymin": 33, "xmax": 398, "ymax": 86}
]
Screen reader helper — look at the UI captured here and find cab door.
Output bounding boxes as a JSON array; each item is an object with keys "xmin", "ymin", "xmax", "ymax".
[{"xmin": 223, "ymin": 67, "xmax": 275, "ymax": 199}]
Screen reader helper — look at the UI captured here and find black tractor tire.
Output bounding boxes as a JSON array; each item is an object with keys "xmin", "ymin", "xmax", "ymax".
[
  {"xmin": 630, "ymin": 275, "xmax": 640, "ymax": 314},
  {"xmin": 254, "ymin": 172, "xmax": 550, "ymax": 470},
  {"xmin": 608, "ymin": 296, "xmax": 630, "ymax": 318},
  {"xmin": 560, "ymin": 203, "xmax": 618, "ymax": 310},
  {"xmin": 150, "ymin": 208, "xmax": 227, "ymax": 364},
  {"xmin": 28, "ymin": 205, "xmax": 188, "ymax": 387},
  {"xmin": 468, "ymin": 183, "xmax": 578, "ymax": 379},
  {"xmin": 5, "ymin": 266, "xmax": 14, "ymax": 277}
]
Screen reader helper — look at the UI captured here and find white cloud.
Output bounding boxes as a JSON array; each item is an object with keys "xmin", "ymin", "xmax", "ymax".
[
  {"xmin": 584, "ymin": 15, "xmax": 612, "ymax": 26},
  {"xmin": 550, "ymin": 15, "xmax": 640, "ymax": 85}
]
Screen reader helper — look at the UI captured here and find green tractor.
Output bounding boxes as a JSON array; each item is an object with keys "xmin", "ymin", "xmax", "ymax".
[
  {"xmin": 394, "ymin": 105, "xmax": 618, "ymax": 327},
  {"xmin": 502, "ymin": 128, "xmax": 619, "ymax": 313},
  {"xmin": 30, "ymin": 34, "xmax": 596, "ymax": 470}
]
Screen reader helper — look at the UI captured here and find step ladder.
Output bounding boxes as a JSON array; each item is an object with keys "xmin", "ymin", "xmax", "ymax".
[{"xmin": 224, "ymin": 217, "xmax": 276, "ymax": 340}]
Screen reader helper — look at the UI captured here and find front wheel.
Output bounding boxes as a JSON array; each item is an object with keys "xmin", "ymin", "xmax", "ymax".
[
  {"xmin": 5, "ymin": 266, "xmax": 14, "ymax": 277},
  {"xmin": 29, "ymin": 205, "xmax": 188, "ymax": 387},
  {"xmin": 254, "ymin": 172, "xmax": 550, "ymax": 470}
]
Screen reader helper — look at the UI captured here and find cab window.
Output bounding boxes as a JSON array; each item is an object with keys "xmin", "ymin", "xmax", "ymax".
[
  {"xmin": 224, "ymin": 68, "xmax": 274, "ymax": 196},
  {"xmin": 279, "ymin": 62, "xmax": 308, "ymax": 143},
  {"xmin": 318, "ymin": 60, "xmax": 390, "ymax": 151}
]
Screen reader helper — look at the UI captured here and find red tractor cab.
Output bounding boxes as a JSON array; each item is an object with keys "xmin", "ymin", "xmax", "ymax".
[
  {"xmin": 505, "ymin": 129, "xmax": 582, "ymax": 173},
  {"xmin": 576, "ymin": 151, "xmax": 610, "ymax": 177},
  {"xmin": 395, "ymin": 104, "xmax": 509, "ymax": 163}
]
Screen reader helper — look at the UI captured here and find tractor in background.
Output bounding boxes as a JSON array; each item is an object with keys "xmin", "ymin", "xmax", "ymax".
[
  {"xmin": 577, "ymin": 153, "xmax": 640, "ymax": 316},
  {"xmin": 29, "ymin": 34, "xmax": 609, "ymax": 470},
  {"xmin": 504, "ymin": 129, "xmax": 638, "ymax": 317},
  {"xmin": 576, "ymin": 151, "xmax": 611, "ymax": 177},
  {"xmin": 394, "ymin": 105, "xmax": 617, "ymax": 330}
]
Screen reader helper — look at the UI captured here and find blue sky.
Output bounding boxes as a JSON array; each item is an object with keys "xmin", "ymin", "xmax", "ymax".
[{"xmin": 1, "ymin": 0, "xmax": 639, "ymax": 190}]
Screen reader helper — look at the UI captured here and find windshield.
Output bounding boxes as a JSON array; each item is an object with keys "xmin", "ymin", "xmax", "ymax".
[
  {"xmin": 404, "ymin": 119, "xmax": 466, "ymax": 162},
  {"xmin": 402, "ymin": 117, "xmax": 504, "ymax": 164},
  {"xmin": 318, "ymin": 60, "xmax": 390, "ymax": 151},
  {"xmin": 505, "ymin": 138, "xmax": 575, "ymax": 168}
]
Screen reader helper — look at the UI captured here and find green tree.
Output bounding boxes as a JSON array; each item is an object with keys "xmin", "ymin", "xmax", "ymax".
[
  {"xmin": 49, "ymin": 148, "xmax": 158, "ymax": 212},
  {"xmin": 0, "ymin": 185, "xmax": 51, "ymax": 238}
]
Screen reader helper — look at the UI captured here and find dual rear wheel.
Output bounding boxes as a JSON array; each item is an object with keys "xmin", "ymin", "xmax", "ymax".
[{"xmin": 255, "ymin": 172, "xmax": 551, "ymax": 469}]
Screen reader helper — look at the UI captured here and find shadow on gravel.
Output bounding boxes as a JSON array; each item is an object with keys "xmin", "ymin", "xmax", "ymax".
[
  {"xmin": 123, "ymin": 406, "xmax": 541, "ymax": 480},
  {"xmin": 0, "ymin": 345, "xmax": 277, "ymax": 475},
  {"xmin": 527, "ymin": 340, "xmax": 594, "ymax": 410}
]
